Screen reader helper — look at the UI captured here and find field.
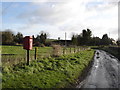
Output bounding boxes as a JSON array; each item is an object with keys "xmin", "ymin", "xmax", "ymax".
[
  {"xmin": 2, "ymin": 46, "xmax": 52, "ymax": 55},
  {"xmin": 2, "ymin": 49, "xmax": 94, "ymax": 88},
  {"xmin": 1, "ymin": 46, "xmax": 53, "ymax": 66},
  {"xmin": 1, "ymin": 45, "xmax": 88, "ymax": 66}
]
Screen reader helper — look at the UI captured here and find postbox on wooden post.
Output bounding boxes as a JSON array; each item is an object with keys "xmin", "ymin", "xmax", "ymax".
[{"xmin": 23, "ymin": 36, "xmax": 33, "ymax": 65}]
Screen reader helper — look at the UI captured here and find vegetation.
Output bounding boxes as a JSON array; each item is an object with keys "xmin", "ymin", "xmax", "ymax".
[
  {"xmin": 0, "ymin": 30, "xmax": 49, "ymax": 46},
  {"xmin": 94, "ymin": 46, "xmax": 120, "ymax": 60},
  {"xmin": 1, "ymin": 30, "xmax": 15, "ymax": 45},
  {"xmin": 52, "ymin": 45, "xmax": 62, "ymax": 56},
  {"xmin": 2, "ymin": 49, "xmax": 94, "ymax": 88},
  {"xmin": 2, "ymin": 46, "xmax": 52, "ymax": 55},
  {"xmin": 14, "ymin": 32, "xmax": 23, "ymax": 44},
  {"xmin": 1, "ymin": 46, "xmax": 53, "ymax": 66},
  {"xmin": 1, "ymin": 29, "xmax": 117, "ymax": 46},
  {"xmin": 116, "ymin": 40, "xmax": 120, "ymax": 46},
  {"xmin": 71, "ymin": 29, "xmax": 116, "ymax": 46},
  {"xmin": 34, "ymin": 31, "xmax": 49, "ymax": 46},
  {"xmin": 101, "ymin": 34, "xmax": 112, "ymax": 45},
  {"xmin": 1, "ymin": 45, "xmax": 89, "ymax": 66},
  {"xmin": 1, "ymin": 28, "xmax": 118, "ymax": 88}
]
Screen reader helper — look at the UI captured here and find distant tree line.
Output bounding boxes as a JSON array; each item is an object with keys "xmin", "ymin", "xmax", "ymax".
[
  {"xmin": 71, "ymin": 29, "xmax": 117, "ymax": 46},
  {"xmin": 1, "ymin": 30, "xmax": 23, "ymax": 45},
  {"xmin": 116, "ymin": 39, "xmax": 120, "ymax": 46},
  {"xmin": 0, "ymin": 29, "xmax": 48, "ymax": 46},
  {"xmin": 33, "ymin": 31, "xmax": 49, "ymax": 47},
  {"xmin": 1, "ymin": 29, "xmax": 119, "ymax": 46}
]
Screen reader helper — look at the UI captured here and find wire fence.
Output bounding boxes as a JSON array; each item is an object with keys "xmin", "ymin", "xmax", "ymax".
[{"xmin": 1, "ymin": 45, "xmax": 90, "ymax": 66}]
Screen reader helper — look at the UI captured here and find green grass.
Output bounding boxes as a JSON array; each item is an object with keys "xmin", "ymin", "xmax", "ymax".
[
  {"xmin": 2, "ymin": 49, "xmax": 94, "ymax": 88},
  {"xmin": 1, "ymin": 45, "xmax": 90, "ymax": 66},
  {"xmin": 1, "ymin": 45, "xmax": 53, "ymax": 66},
  {"xmin": 1, "ymin": 45, "xmax": 52, "ymax": 55}
]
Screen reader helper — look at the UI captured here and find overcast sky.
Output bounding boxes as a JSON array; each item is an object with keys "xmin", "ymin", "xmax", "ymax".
[{"xmin": 1, "ymin": 0, "xmax": 119, "ymax": 40}]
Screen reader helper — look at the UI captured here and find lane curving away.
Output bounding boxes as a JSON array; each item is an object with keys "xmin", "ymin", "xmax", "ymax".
[{"xmin": 76, "ymin": 50, "xmax": 120, "ymax": 88}]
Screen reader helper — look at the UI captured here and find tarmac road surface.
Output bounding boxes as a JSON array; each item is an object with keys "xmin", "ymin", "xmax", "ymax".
[{"xmin": 76, "ymin": 50, "xmax": 120, "ymax": 88}]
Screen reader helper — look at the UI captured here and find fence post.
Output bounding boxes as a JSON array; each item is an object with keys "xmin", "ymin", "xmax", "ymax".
[
  {"xmin": 27, "ymin": 50, "xmax": 30, "ymax": 65},
  {"xmin": 74, "ymin": 46, "xmax": 76, "ymax": 53},
  {"xmin": 65, "ymin": 47, "xmax": 66, "ymax": 54},
  {"xmin": 63, "ymin": 47, "xmax": 65, "ymax": 55},
  {"xmin": 35, "ymin": 47, "xmax": 37, "ymax": 60},
  {"xmin": 70, "ymin": 47, "xmax": 72, "ymax": 53},
  {"xmin": 77, "ymin": 47, "xmax": 79, "ymax": 52}
]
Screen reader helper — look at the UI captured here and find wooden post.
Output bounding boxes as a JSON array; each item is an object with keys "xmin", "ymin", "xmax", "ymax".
[
  {"xmin": 74, "ymin": 46, "xmax": 76, "ymax": 53},
  {"xmin": 35, "ymin": 47, "xmax": 37, "ymax": 60},
  {"xmin": 64, "ymin": 47, "xmax": 67, "ymax": 54},
  {"xmin": 70, "ymin": 47, "xmax": 72, "ymax": 53},
  {"xmin": 63, "ymin": 47, "xmax": 66, "ymax": 55},
  {"xmin": 63, "ymin": 48, "xmax": 64, "ymax": 55},
  {"xmin": 65, "ymin": 32, "xmax": 67, "ymax": 47},
  {"xmin": 77, "ymin": 47, "xmax": 79, "ymax": 52},
  {"xmin": 27, "ymin": 50, "xmax": 29, "ymax": 65}
]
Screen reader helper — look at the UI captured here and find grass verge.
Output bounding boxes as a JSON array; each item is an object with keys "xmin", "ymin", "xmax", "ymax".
[{"xmin": 2, "ymin": 49, "xmax": 94, "ymax": 88}]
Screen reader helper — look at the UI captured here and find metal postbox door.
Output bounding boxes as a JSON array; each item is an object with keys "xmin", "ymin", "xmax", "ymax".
[{"xmin": 29, "ymin": 37, "xmax": 33, "ymax": 50}]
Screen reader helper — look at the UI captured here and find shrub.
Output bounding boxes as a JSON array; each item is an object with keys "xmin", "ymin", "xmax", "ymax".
[{"xmin": 52, "ymin": 45, "xmax": 62, "ymax": 57}]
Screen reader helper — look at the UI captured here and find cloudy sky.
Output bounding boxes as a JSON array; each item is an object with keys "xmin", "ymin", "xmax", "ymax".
[{"xmin": 1, "ymin": 0, "xmax": 119, "ymax": 40}]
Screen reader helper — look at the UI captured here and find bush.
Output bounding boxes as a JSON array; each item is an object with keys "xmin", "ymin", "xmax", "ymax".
[{"xmin": 52, "ymin": 45, "xmax": 62, "ymax": 57}]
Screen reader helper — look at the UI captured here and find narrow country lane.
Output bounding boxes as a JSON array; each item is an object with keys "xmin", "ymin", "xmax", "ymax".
[{"xmin": 76, "ymin": 50, "xmax": 120, "ymax": 88}]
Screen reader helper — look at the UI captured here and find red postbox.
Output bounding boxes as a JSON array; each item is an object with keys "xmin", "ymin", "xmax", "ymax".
[{"xmin": 23, "ymin": 36, "xmax": 33, "ymax": 50}]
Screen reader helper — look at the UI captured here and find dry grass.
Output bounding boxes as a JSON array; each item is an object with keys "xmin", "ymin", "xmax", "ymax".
[{"xmin": 52, "ymin": 45, "xmax": 62, "ymax": 57}]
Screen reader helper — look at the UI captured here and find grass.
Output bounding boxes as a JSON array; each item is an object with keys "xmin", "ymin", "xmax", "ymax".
[
  {"xmin": 1, "ymin": 45, "xmax": 53, "ymax": 66},
  {"xmin": 1, "ymin": 45, "xmax": 53, "ymax": 55},
  {"xmin": 1, "ymin": 45, "xmax": 89, "ymax": 66},
  {"xmin": 2, "ymin": 49, "xmax": 94, "ymax": 88}
]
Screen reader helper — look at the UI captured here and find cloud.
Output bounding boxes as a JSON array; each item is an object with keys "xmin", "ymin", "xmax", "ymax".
[
  {"xmin": 17, "ymin": 0, "xmax": 118, "ymax": 25},
  {"xmin": 3, "ymin": 0, "xmax": 119, "ymax": 40},
  {"xmin": 18, "ymin": 1, "xmax": 81, "ymax": 25}
]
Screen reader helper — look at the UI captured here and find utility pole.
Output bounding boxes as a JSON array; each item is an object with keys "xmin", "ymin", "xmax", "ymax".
[
  {"xmin": 64, "ymin": 32, "xmax": 67, "ymax": 54},
  {"xmin": 65, "ymin": 32, "xmax": 67, "ymax": 46},
  {"xmin": 109, "ymin": 32, "xmax": 110, "ymax": 38}
]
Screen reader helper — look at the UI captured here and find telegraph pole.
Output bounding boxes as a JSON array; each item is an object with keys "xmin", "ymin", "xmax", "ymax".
[
  {"xmin": 65, "ymin": 32, "xmax": 67, "ymax": 46},
  {"xmin": 64, "ymin": 32, "xmax": 67, "ymax": 54},
  {"xmin": 109, "ymin": 32, "xmax": 110, "ymax": 38}
]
